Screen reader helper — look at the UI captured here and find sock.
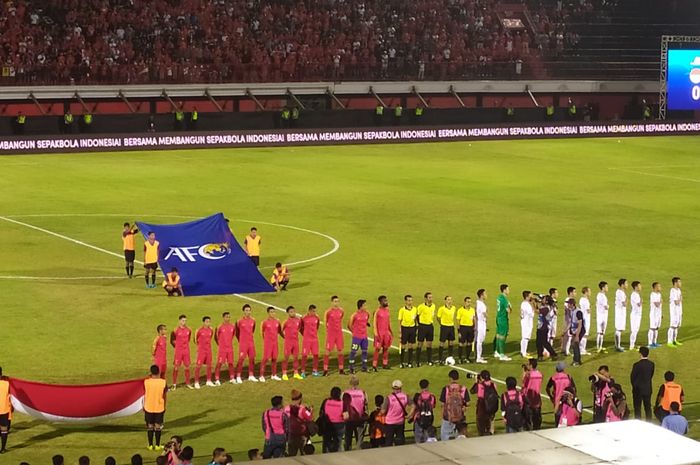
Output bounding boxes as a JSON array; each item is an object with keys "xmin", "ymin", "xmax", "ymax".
[
  {"xmin": 323, "ymin": 354, "xmax": 329, "ymax": 371},
  {"xmin": 172, "ymin": 367, "xmax": 179, "ymax": 385},
  {"xmin": 155, "ymin": 430, "xmax": 162, "ymax": 446},
  {"xmin": 228, "ymin": 363, "xmax": 234, "ymax": 380},
  {"xmin": 271, "ymin": 359, "xmax": 278, "ymax": 376},
  {"xmin": 372, "ymin": 350, "xmax": 379, "ymax": 368},
  {"xmin": 438, "ymin": 346, "xmax": 444, "ymax": 362},
  {"xmin": 668, "ymin": 328, "xmax": 674, "ymax": 343},
  {"xmin": 520, "ymin": 339, "xmax": 527, "ymax": 356},
  {"xmin": 338, "ymin": 354, "xmax": 344, "ymax": 370},
  {"xmin": 408, "ymin": 348, "xmax": 414, "ymax": 364},
  {"xmin": 614, "ymin": 331, "xmax": 621, "ymax": 348},
  {"xmin": 129, "ymin": 264, "xmax": 134, "ymax": 276},
  {"xmin": 215, "ymin": 364, "xmax": 221, "ymax": 381},
  {"xmin": 260, "ymin": 360, "xmax": 266, "ymax": 378},
  {"xmin": 302, "ymin": 355, "xmax": 308, "ymax": 372},
  {"xmin": 151, "ymin": 274, "xmax": 156, "ymax": 285},
  {"xmin": 458, "ymin": 345, "xmax": 464, "ymax": 360},
  {"xmin": 206, "ymin": 364, "xmax": 212, "ymax": 382},
  {"xmin": 448, "ymin": 345, "xmax": 453, "ymax": 357},
  {"xmin": 674, "ymin": 328, "xmax": 679, "ymax": 342},
  {"xmin": 1, "ymin": 432, "xmax": 7, "ymax": 450},
  {"xmin": 312, "ymin": 355, "xmax": 319, "ymax": 372},
  {"xmin": 194, "ymin": 366, "xmax": 201, "ymax": 383},
  {"xmin": 293, "ymin": 356, "xmax": 299, "ymax": 373},
  {"xmin": 125, "ymin": 265, "xmax": 130, "ymax": 276},
  {"xmin": 145, "ymin": 275, "xmax": 149, "ymax": 285},
  {"xmin": 597, "ymin": 333, "xmax": 603, "ymax": 349},
  {"xmin": 400, "ymin": 349, "xmax": 405, "ymax": 365},
  {"xmin": 580, "ymin": 336, "xmax": 587, "ymax": 353},
  {"xmin": 466, "ymin": 343, "xmax": 472, "ymax": 361},
  {"xmin": 382, "ymin": 348, "xmax": 389, "ymax": 366},
  {"xmin": 476, "ymin": 341, "xmax": 482, "ymax": 360},
  {"xmin": 416, "ymin": 346, "xmax": 422, "ymax": 364},
  {"xmin": 648, "ymin": 330, "xmax": 654, "ymax": 346},
  {"xmin": 653, "ymin": 330, "xmax": 658, "ymax": 345},
  {"xmin": 184, "ymin": 367, "xmax": 191, "ymax": 384},
  {"xmin": 565, "ymin": 337, "xmax": 571, "ymax": 355},
  {"xmin": 349, "ymin": 350, "xmax": 357, "ymax": 369},
  {"xmin": 427, "ymin": 347, "xmax": 432, "ymax": 363},
  {"xmin": 630, "ymin": 332, "xmax": 637, "ymax": 349},
  {"xmin": 147, "ymin": 430, "xmax": 154, "ymax": 446},
  {"xmin": 361, "ymin": 350, "xmax": 368, "ymax": 369},
  {"xmin": 282, "ymin": 358, "xmax": 288, "ymax": 375}
]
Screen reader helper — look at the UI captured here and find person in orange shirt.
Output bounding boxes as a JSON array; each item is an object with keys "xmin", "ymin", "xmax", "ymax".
[
  {"xmin": 0, "ymin": 367, "xmax": 10, "ymax": 453},
  {"xmin": 163, "ymin": 268, "xmax": 184, "ymax": 297},
  {"xmin": 270, "ymin": 263, "xmax": 290, "ymax": 292},
  {"xmin": 122, "ymin": 222, "xmax": 138, "ymax": 278},
  {"xmin": 144, "ymin": 231, "xmax": 160, "ymax": 289},
  {"xmin": 244, "ymin": 227, "xmax": 261, "ymax": 266},
  {"xmin": 144, "ymin": 365, "xmax": 167, "ymax": 451}
]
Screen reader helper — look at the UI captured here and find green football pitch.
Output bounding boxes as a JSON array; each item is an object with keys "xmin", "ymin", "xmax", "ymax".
[{"xmin": 1, "ymin": 136, "xmax": 699, "ymax": 463}]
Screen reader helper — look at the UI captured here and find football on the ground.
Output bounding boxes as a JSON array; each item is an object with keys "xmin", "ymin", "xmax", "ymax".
[{"xmin": 445, "ymin": 356, "xmax": 456, "ymax": 366}]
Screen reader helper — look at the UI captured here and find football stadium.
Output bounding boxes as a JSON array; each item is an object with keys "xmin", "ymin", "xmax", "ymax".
[{"xmin": 2, "ymin": 1, "xmax": 700, "ymax": 464}]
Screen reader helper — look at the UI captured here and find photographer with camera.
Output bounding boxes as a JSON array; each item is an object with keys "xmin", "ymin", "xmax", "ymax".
[
  {"xmin": 589, "ymin": 365, "xmax": 614, "ymax": 423},
  {"xmin": 535, "ymin": 296, "xmax": 557, "ymax": 361},
  {"xmin": 603, "ymin": 383, "xmax": 629, "ymax": 422},
  {"xmin": 521, "ymin": 358, "xmax": 543, "ymax": 430},
  {"xmin": 469, "ymin": 370, "xmax": 499, "ymax": 436},
  {"xmin": 162, "ymin": 435, "xmax": 183, "ymax": 465},
  {"xmin": 546, "ymin": 362, "xmax": 576, "ymax": 425},
  {"xmin": 555, "ymin": 387, "xmax": 582, "ymax": 427}
]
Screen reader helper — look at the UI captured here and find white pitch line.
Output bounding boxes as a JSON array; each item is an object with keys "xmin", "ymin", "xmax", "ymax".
[
  {"xmin": 2, "ymin": 213, "xmax": 340, "ymax": 270},
  {"xmin": 0, "ymin": 275, "xmax": 125, "ymax": 280},
  {"xmin": 0, "ymin": 215, "xmax": 589, "ymax": 415},
  {"xmin": 608, "ymin": 167, "xmax": 700, "ymax": 184}
]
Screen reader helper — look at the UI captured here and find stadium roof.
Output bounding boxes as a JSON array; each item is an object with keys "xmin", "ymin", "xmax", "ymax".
[{"xmin": 243, "ymin": 421, "xmax": 700, "ymax": 465}]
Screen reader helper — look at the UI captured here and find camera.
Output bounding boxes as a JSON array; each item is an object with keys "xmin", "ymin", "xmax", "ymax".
[
  {"xmin": 588, "ymin": 374, "xmax": 600, "ymax": 383},
  {"xmin": 465, "ymin": 373, "xmax": 475, "ymax": 379}
]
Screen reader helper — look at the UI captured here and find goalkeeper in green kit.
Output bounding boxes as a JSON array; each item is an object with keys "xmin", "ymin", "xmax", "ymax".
[{"xmin": 495, "ymin": 284, "xmax": 512, "ymax": 361}]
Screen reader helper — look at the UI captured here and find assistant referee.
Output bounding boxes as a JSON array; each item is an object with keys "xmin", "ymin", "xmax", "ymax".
[{"xmin": 398, "ymin": 295, "xmax": 418, "ymax": 368}]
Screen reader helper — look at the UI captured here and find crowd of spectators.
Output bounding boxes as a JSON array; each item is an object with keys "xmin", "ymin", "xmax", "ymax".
[{"xmin": 0, "ymin": 0, "xmax": 544, "ymax": 84}]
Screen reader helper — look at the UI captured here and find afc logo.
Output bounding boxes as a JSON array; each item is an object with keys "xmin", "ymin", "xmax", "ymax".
[{"xmin": 164, "ymin": 242, "xmax": 232, "ymax": 262}]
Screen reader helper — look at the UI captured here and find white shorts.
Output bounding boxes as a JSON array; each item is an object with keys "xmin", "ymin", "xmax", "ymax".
[
  {"xmin": 476, "ymin": 323, "xmax": 487, "ymax": 343},
  {"xmin": 521, "ymin": 320, "xmax": 533, "ymax": 340},
  {"xmin": 670, "ymin": 307, "xmax": 682, "ymax": 328},
  {"xmin": 597, "ymin": 311, "xmax": 608, "ymax": 334},
  {"xmin": 649, "ymin": 309, "xmax": 662, "ymax": 329},
  {"xmin": 584, "ymin": 313, "xmax": 591, "ymax": 335},
  {"xmin": 630, "ymin": 312, "xmax": 642, "ymax": 333},
  {"xmin": 615, "ymin": 308, "xmax": 626, "ymax": 332},
  {"xmin": 548, "ymin": 315, "xmax": 558, "ymax": 338}
]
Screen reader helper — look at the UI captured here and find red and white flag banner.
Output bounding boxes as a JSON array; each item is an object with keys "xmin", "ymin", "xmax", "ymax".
[{"xmin": 9, "ymin": 378, "xmax": 145, "ymax": 423}]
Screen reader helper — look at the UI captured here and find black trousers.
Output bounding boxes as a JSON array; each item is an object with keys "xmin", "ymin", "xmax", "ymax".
[
  {"xmin": 384, "ymin": 423, "xmax": 405, "ymax": 446},
  {"xmin": 524, "ymin": 404, "xmax": 542, "ymax": 431},
  {"xmin": 571, "ymin": 338, "xmax": 581, "ymax": 364},
  {"xmin": 632, "ymin": 389, "xmax": 652, "ymax": 421},
  {"xmin": 536, "ymin": 328, "xmax": 557, "ymax": 358}
]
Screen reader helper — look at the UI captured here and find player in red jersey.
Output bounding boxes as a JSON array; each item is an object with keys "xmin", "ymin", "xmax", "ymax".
[
  {"xmin": 348, "ymin": 299, "xmax": 371, "ymax": 373},
  {"xmin": 170, "ymin": 315, "xmax": 193, "ymax": 389},
  {"xmin": 194, "ymin": 316, "xmax": 214, "ymax": 389},
  {"xmin": 214, "ymin": 311, "xmax": 236, "ymax": 385},
  {"xmin": 152, "ymin": 324, "xmax": 168, "ymax": 379},
  {"xmin": 301, "ymin": 304, "xmax": 321, "ymax": 377},
  {"xmin": 235, "ymin": 304, "xmax": 257, "ymax": 383},
  {"xmin": 282, "ymin": 306, "xmax": 304, "ymax": 380},
  {"xmin": 323, "ymin": 295, "xmax": 345, "ymax": 376},
  {"xmin": 259, "ymin": 306, "xmax": 283, "ymax": 382},
  {"xmin": 372, "ymin": 295, "xmax": 393, "ymax": 371}
]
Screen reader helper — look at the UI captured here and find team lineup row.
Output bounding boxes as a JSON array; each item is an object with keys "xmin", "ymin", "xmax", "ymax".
[{"xmin": 152, "ymin": 277, "xmax": 684, "ymax": 387}]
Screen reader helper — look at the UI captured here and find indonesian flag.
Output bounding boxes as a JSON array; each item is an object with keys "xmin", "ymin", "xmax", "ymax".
[{"xmin": 9, "ymin": 378, "xmax": 145, "ymax": 423}]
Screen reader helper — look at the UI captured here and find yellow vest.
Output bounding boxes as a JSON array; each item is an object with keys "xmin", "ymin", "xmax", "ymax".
[
  {"xmin": 246, "ymin": 235, "xmax": 261, "ymax": 256},
  {"xmin": 661, "ymin": 382, "xmax": 683, "ymax": 411},
  {"xmin": 144, "ymin": 240, "xmax": 159, "ymax": 264},
  {"xmin": 0, "ymin": 380, "xmax": 10, "ymax": 414},
  {"xmin": 143, "ymin": 378, "xmax": 166, "ymax": 413},
  {"xmin": 163, "ymin": 272, "xmax": 180, "ymax": 288}
]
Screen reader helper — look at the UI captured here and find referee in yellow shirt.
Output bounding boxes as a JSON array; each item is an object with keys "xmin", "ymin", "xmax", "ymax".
[
  {"xmin": 437, "ymin": 296, "xmax": 457, "ymax": 363},
  {"xmin": 244, "ymin": 227, "xmax": 261, "ymax": 267},
  {"xmin": 416, "ymin": 292, "xmax": 436, "ymax": 366},
  {"xmin": 456, "ymin": 297, "xmax": 476, "ymax": 363},
  {"xmin": 398, "ymin": 295, "xmax": 417, "ymax": 368}
]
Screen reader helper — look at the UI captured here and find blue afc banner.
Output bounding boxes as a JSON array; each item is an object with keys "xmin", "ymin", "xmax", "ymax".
[
  {"xmin": 667, "ymin": 49, "xmax": 700, "ymax": 110},
  {"xmin": 137, "ymin": 213, "xmax": 273, "ymax": 296}
]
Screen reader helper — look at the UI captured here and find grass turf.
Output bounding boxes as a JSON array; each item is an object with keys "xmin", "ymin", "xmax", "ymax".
[{"xmin": 0, "ymin": 135, "xmax": 699, "ymax": 463}]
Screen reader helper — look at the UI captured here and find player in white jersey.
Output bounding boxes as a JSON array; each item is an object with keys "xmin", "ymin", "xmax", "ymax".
[
  {"xmin": 648, "ymin": 282, "xmax": 662, "ymax": 348},
  {"xmin": 578, "ymin": 286, "xmax": 592, "ymax": 355},
  {"xmin": 629, "ymin": 281, "xmax": 643, "ymax": 350},
  {"xmin": 520, "ymin": 290, "xmax": 535, "ymax": 358},
  {"xmin": 547, "ymin": 288, "xmax": 559, "ymax": 346},
  {"xmin": 595, "ymin": 281, "xmax": 609, "ymax": 353},
  {"xmin": 614, "ymin": 278, "xmax": 628, "ymax": 352},
  {"xmin": 668, "ymin": 277, "xmax": 683, "ymax": 347},
  {"xmin": 475, "ymin": 288, "xmax": 488, "ymax": 363}
]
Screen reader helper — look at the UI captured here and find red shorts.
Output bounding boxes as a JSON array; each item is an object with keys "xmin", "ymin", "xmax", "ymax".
[
  {"xmin": 263, "ymin": 343, "xmax": 279, "ymax": 360},
  {"xmin": 217, "ymin": 349, "xmax": 234, "ymax": 364},
  {"xmin": 325, "ymin": 332, "xmax": 344, "ymax": 351},
  {"xmin": 302, "ymin": 339, "xmax": 319, "ymax": 356},
  {"xmin": 374, "ymin": 333, "xmax": 393, "ymax": 349},
  {"xmin": 238, "ymin": 344, "xmax": 256, "ymax": 360},
  {"xmin": 284, "ymin": 342, "xmax": 299, "ymax": 357},
  {"xmin": 174, "ymin": 350, "xmax": 190, "ymax": 366},
  {"xmin": 154, "ymin": 358, "xmax": 167, "ymax": 374},
  {"xmin": 197, "ymin": 350, "xmax": 212, "ymax": 365}
]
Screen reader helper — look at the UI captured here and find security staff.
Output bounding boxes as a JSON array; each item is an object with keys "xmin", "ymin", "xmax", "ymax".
[
  {"xmin": 393, "ymin": 104, "xmax": 403, "ymax": 125},
  {"xmin": 280, "ymin": 106, "xmax": 291, "ymax": 128},
  {"xmin": 374, "ymin": 104, "xmax": 384, "ymax": 126},
  {"xmin": 414, "ymin": 106, "xmax": 424, "ymax": 125},
  {"xmin": 545, "ymin": 104, "xmax": 555, "ymax": 120},
  {"xmin": 190, "ymin": 107, "xmax": 198, "ymax": 130},
  {"xmin": 14, "ymin": 112, "xmax": 26, "ymax": 135},
  {"xmin": 291, "ymin": 106, "xmax": 300, "ymax": 128},
  {"xmin": 82, "ymin": 112, "xmax": 93, "ymax": 133},
  {"xmin": 174, "ymin": 107, "xmax": 185, "ymax": 131},
  {"xmin": 567, "ymin": 98, "xmax": 577, "ymax": 121},
  {"xmin": 63, "ymin": 111, "xmax": 74, "ymax": 134}
]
